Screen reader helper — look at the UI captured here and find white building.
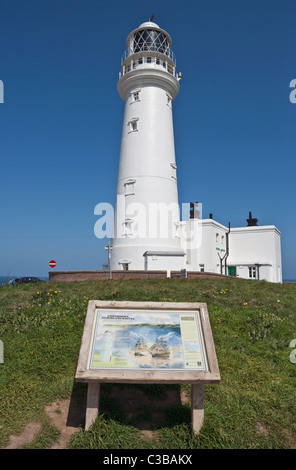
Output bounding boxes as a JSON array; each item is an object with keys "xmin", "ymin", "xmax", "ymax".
[
  {"xmin": 110, "ymin": 20, "xmax": 282, "ymax": 283},
  {"xmin": 180, "ymin": 211, "xmax": 282, "ymax": 283}
]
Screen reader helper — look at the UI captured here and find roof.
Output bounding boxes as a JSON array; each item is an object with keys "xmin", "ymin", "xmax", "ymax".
[
  {"xmin": 143, "ymin": 250, "xmax": 185, "ymax": 257},
  {"xmin": 139, "ymin": 21, "xmax": 159, "ymax": 28}
]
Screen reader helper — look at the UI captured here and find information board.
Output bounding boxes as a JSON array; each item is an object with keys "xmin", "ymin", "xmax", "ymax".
[
  {"xmin": 88, "ymin": 309, "xmax": 208, "ymax": 371},
  {"xmin": 75, "ymin": 301, "xmax": 220, "ymax": 432}
]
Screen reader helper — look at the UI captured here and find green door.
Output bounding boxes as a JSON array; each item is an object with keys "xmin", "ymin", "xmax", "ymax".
[{"xmin": 228, "ymin": 266, "xmax": 237, "ymax": 277}]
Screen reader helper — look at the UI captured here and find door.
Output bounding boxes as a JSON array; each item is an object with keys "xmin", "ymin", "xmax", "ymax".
[{"xmin": 228, "ymin": 266, "xmax": 236, "ymax": 277}]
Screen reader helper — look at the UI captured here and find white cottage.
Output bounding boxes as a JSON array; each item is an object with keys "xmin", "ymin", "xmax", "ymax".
[{"xmin": 180, "ymin": 210, "xmax": 282, "ymax": 283}]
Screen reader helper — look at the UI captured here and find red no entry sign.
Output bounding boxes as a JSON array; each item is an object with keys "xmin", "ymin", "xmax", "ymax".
[{"xmin": 49, "ymin": 260, "xmax": 56, "ymax": 269}]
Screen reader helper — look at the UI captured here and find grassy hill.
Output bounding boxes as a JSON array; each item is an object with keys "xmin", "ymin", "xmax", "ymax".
[{"xmin": 0, "ymin": 277, "xmax": 295, "ymax": 449}]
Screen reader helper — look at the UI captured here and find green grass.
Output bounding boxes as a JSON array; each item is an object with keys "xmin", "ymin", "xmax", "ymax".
[{"xmin": 0, "ymin": 277, "xmax": 295, "ymax": 449}]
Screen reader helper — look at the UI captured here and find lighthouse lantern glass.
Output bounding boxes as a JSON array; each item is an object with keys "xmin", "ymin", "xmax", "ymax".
[{"xmin": 133, "ymin": 29, "xmax": 169, "ymax": 54}]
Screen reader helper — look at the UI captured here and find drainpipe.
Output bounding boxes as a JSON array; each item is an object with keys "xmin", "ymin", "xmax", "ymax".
[
  {"xmin": 255, "ymin": 263, "xmax": 260, "ymax": 280},
  {"xmin": 218, "ymin": 222, "xmax": 230, "ymax": 275},
  {"xmin": 225, "ymin": 222, "xmax": 230, "ymax": 275}
]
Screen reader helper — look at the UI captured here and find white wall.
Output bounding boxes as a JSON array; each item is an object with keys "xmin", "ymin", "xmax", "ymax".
[
  {"xmin": 227, "ymin": 226, "xmax": 282, "ymax": 283},
  {"xmin": 180, "ymin": 219, "xmax": 228, "ymax": 273},
  {"xmin": 144, "ymin": 253, "xmax": 185, "ymax": 271},
  {"xmin": 180, "ymin": 219, "xmax": 282, "ymax": 283},
  {"xmin": 112, "ymin": 79, "xmax": 182, "ymax": 270}
]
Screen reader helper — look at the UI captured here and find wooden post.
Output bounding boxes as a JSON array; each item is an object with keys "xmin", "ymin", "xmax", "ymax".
[
  {"xmin": 85, "ymin": 382, "xmax": 100, "ymax": 431},
  {"xmin": 191, "ymin": 384, "xmax": 204, "ymax": 434}
]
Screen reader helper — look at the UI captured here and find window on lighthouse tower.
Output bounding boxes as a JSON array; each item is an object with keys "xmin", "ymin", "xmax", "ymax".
[
  {"xmin": 128, "ymin": 118, "xmax": 139, "ymax": 133},
  {"xmin": 125, "ymin": 180, "xmax": 135, "ymax": 196},
  {"xmin": 131, "ymin": 90, "xmax": 140, "ymax": 103},
  {"xmin": 167, "ymin": 93, "xmax": 172, "ymax": 108}
]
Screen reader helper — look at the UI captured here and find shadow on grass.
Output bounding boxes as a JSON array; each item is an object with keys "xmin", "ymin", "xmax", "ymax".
[
  {"xmin": 66, "ymin": 381, "xmax": 191, "ymax": 432},
  {"xmin": 66, "ymin": 381, "xmax": 87, "ymax": 429}
]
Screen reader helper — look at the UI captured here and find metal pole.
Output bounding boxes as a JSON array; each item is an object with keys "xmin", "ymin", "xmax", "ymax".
[
  {"xmin": 108, "ymin": 242, "xmax": 112, "ymax": 280},
  {"xmin": 105, "ymin": 241, "xmax": 113, "ymax": 280}
]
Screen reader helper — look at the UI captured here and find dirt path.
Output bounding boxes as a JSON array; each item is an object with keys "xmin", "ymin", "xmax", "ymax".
[
  {"xmin": 5, "ymin": 422, "xmax": 42, "ymax": 449},
  {"xmin": 4, "ymin": 385, "xmax": 190, "ymax": 449},
  {"xmin": 4, "ymin": 397, "xmax": 85, "ymax": 449}
]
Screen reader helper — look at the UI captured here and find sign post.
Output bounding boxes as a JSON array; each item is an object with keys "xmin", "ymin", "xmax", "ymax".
[
  {"xmin": 75, "ymin": 300, "xmax": 220, "ymax": 433},
  {"xmin": 104, "ymin": 242, "xmax": 113, "ymax": 279}
]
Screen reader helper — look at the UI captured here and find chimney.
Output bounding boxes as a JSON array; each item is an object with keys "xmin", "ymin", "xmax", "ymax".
[
  {"xmin": 190, "ymin": 202, "xmax": 200, "ymax": 219},
  {"xmin": 246, "ymin": 211, "xmax": 258, "ymax": 227}
]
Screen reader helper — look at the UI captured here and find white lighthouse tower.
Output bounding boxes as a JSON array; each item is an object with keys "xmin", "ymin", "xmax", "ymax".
[{"xmin": 111, "ymin": 19, "xmax": 185, "ymax": 271}]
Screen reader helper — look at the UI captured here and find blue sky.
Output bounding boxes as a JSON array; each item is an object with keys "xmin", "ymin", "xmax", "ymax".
[{"xmin": 0, "ymin": 0, "xmax": 295, "ymax": 279}]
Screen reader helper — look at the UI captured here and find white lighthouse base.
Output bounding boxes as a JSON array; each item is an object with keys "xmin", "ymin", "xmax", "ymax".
[{"xmin": 111, "ymin": 245, "xmax": 185, "ymax": 271}]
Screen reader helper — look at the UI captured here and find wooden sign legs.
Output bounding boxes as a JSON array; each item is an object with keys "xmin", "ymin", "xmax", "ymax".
[
  {"xmin": 191, "ymin": 384, "xmax": 204, "ymax": 434},
  {"xmin": 85, "ymin": 382, "xmax": 100, "ymax": 431},
  {"xmin": 84, "ymin": 381, "xmax": 205, "ymax": 434}
]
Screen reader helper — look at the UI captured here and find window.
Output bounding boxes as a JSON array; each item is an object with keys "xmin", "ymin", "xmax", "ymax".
[
  {"xmin": 221, "ymin": 235, "xmax": 224, "ymax": 246},
  {"xmin": 122, "ymin": 218, "xmax": 134, "ymax": 236},
  {"xmin": 167, "ymin": 93, "xmax": 172, "ymax": 108},
  {"xmin": 124, "ymin": 180, "xmax": 135, "ymax": 196},
  {"xmin": 128, "ymin": 118, "xmax": 139, "ymax": 132},
  {"xmin": 138, "ymin": 58, "xmax": 143, "ymax": 64},
  {"xmin": 131, "ymin": 90, "xmax": 140, "ymax": 103},
  {"xmin": 199, "ymin": 264, "xmax": 205, "ymax": 273},
  {"xmin": 122, "ymin": 263, "xmax": 129, "ymax": 271},
  {"xmin": 216, "ymin": 233, "xmax": 219, "ymax": 244},
  {"xmin": 170, "ymin": 162, "xmax": 177, "ymax": 180},
  {"xmin": 133, "ymin": 29, "xmax": 169, "ymax": 55},
  {"xmin": 249, "ymin": 266, "xmax": 256, "ymax": 279},
  {"xmin": 147, "ymin": 57, "xmax": 152, "ymax": 63},
  {"xmin": 156, "ymin": 58, "xmax": 160, "ymax": 65}
]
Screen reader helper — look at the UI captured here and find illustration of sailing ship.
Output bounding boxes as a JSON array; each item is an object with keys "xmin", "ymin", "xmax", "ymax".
[
  {"xmin": 149, "ymin": 338, "xmax": 170, "ymax": 358},
  {"xmin": 132, "ymin": 337, "xmax": 149, "ymax": 356}
]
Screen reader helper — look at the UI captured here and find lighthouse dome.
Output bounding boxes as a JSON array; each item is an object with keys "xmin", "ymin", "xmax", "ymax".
[{"xmin": 138, "ymin": 21, "xmax": 160, "ymax": 28}]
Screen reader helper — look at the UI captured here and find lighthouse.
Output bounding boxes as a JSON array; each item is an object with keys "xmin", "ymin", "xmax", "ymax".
[{"xmin": 111, "ymin": 20, "xmax": 185, "ymax": 271}]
